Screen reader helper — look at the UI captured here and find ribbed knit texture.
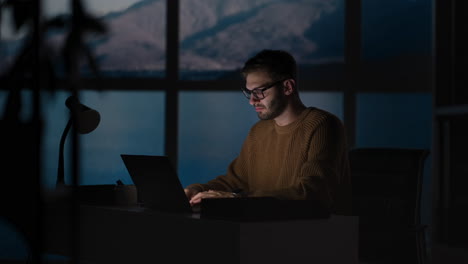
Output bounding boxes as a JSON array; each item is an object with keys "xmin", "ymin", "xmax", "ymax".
[{"xmin": 187, "ymin": 107, "xmax": 352, "ymax": 214}]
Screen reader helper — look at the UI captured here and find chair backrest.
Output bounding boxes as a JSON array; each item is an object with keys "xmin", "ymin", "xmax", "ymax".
[{"xmin": 349, "ymin": 148, "xmax": 429, "ymax": 225}]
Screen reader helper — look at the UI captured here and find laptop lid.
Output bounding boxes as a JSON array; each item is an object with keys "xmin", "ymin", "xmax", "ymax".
[{"xmin": 120, "ymin": 154, "xmax": 192, "ymax": 214}]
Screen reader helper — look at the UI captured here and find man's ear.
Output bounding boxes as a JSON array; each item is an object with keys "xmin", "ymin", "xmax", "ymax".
[{"xmin": 283, "ymin": 79, "xmax": 296, "ymax": 95}]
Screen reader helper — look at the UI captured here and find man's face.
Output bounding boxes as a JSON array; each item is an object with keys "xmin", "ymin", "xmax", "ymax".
[{"xmin": 245, "ymin": 71, "xmax": 287, "ymax": 120}]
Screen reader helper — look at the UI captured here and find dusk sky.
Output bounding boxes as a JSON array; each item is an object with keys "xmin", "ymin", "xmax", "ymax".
[{"xmin": 1, "ymin": 0, "xmax": 140, "ymax": 39}]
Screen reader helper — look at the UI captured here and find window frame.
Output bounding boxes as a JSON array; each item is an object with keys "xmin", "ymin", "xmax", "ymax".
[{"xmin": 0, "ymin": 0, "xmax": 433, "ymax": 166}]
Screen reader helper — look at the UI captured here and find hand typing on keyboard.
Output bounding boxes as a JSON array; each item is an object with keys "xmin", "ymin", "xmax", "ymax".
[{"xmin": 187, "ymin": 190, "xmax": 235, "ymax": 206}]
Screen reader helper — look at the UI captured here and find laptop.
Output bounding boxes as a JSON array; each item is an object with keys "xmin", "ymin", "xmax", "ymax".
[
  {"xmin": 121, "ymin": 154, "xmax": 329, "ymax": 221},
  {"xmin": 120, "ymin": 154, "xmax": 194, "ymax": 214}
]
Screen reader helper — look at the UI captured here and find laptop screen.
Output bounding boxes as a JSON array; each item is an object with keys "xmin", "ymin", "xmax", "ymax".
[{"xmin": 120, "ymin": 154, "xmax": 192, "ymax": 214}]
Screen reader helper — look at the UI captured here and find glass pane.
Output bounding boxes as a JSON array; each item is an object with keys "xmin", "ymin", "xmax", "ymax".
[
  {"xmin": 356, "ymin": 92, "xmax": 433, "ymax": 226},
  {"xmin": 0, "ymin": 90, "xmax": 164, "ymax": 188},
  {"xmin": 179, "ymin": 0, "xmax": 345, "ymax": 80},
  {"xmin": 0, "ymin": 8, "xmax": 28, "ymax": 75},
  {"xmin": 41, "ymin": 91, "xmax": 165, "ymax": 187},
  {"xmin": 0, "ymin": 90, "xmax": 35, "ymax": 124},
  {"xmin": 89, "ymin": 0, "xmax": 167, "ymax": 77},
  {"xmin": 301, "ymin": 92, "xmax": 343, "ymax": 121},
  {"xmin": 362, "ymin": 0, "xmax": 432, "ymax": 60},
  {"xmin": 43, "ymin": 0, "xmax": 141, "ymax": 16},
  {"xmin": 178, "ymin": 91, "xmax": 258, "ymax": 187},
  {"xmin": 15, "ymin": 0, "xmax": 166, "ymax": 78},
  {"xmin": 356, "ymin": 93, "xmax": 432, "ymax": 148},
  {"xmin": 178, "ymin": 91, "xmax": 343, "ymax": 187}
]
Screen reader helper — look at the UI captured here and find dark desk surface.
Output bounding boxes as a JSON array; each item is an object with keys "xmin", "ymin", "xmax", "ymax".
[{"xmin": 43, "ymin": 202, "xmax": 358, "ymax": 264}]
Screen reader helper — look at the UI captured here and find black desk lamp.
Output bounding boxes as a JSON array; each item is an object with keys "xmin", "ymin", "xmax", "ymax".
[{"xmin": 56, "ymin": 95, "xmax": 100, "ymax": 188}]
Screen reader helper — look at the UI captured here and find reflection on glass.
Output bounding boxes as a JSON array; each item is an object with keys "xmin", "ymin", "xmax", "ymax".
[
  {"xmin": 362, "ymin": 0, "xmax": 432, "ymax": 60},
  {"xmin": 46, "ymin": 91, "xmax": 165, "ymax": 187},
  {"xmin": 1, "ymin": 0, "xmax": 166, "ymax": 78},
  {"xmin": 301, "ymin": 92, "xmax": 343, "ymax": 121},
  {"xmin": 356, "ymin": 93, "xmax": 432, "ymax": 148},
  {"xmin": 0, "ymin": 91, "xmax": 165, "ymax": 188},
  {"xmin": 178, "ymin": 91, "xmax": 343, "ymax": 187},
  {"xmin": 0, "ymin": 8, "xmax": 28, "ymax": 75},
  {"xmin": 180, "ymin": 0, "xmax": 344, "ymax": 80},
  {"xmin": 356, "ymin": 92, "xmax": 433, "ymax": 228},
  {"xmin": 90, "ymin": 0, "xmax": 167, "ymax": 77},
  {"xmin": 178, "ymin": 91, "xmax": 258, "ymax": 186}
]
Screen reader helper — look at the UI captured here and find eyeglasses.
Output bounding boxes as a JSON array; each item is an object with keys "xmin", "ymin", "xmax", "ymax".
[{"xmin": 241, "ymin": 79, "xmax": 285, "ymax": 100}]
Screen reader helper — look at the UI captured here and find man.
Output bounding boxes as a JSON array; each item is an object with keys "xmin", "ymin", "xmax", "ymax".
[{"xmin": 184, "ymin": 49, "xmax": 351, "ymax": 215}]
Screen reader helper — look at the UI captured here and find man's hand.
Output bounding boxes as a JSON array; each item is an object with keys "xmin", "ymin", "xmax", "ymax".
[
  {"xmin": 184, "ymin": 188, "xmax": 199, "ymax": 200},
  {"xmin": 188, "ymin": 190, "xmax": 235, "ymax": 206}
]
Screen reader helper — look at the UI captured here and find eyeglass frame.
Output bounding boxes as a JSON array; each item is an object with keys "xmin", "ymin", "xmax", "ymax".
[{"xmin": 241, "ymin": 79, "xmax": 288, "ymax": 100}]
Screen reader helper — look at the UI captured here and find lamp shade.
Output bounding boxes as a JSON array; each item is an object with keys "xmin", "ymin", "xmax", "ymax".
[
  {"xmin": 56, "ymin": 96, "xmax": 101, "ymax": 188},
  {"xmin": 65, "ymin": 96, "xmax": 100, "ymax": 134}
]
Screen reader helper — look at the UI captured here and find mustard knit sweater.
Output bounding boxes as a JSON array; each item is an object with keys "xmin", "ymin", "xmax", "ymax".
[{"xmin": 187, "ymin": 107, "xmax": 352, "ymax": 214}]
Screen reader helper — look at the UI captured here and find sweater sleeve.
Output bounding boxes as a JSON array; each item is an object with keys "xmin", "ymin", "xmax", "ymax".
[{"xmin": 250, "ymin": 115, "xmax": 348, "ymax": 211}]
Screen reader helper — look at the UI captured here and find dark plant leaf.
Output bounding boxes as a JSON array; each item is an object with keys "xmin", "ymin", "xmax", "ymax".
[
  {"xmin": 72, "ymin": 0, "xmax": 84, "ymax": 14},
  {"xmin": 45, "ymin": 15, "xmax": 70, "ymax": 30},
  {"xmin": 71, "ymin": 0, "xmax": 85, "ymax": 25},
  {"xmin": 5, "ymin": 0, "xmax": 35, "ymax": 32},
  {"xmin": 62, "ymin": 30, "xmax": 83, "ymax": 78},
  {"xmin": 83, "ymin": 45, "xmax": 101, "ymax": 79},
  {"xmin": 2, "ymin": 86, "xmax": 21, "ymax": 121},
  {"xmin": 82, "ymin": 15, "xmax": 107, "ymax": 34},
  {"xmin": 39, "ymin": 46, "xmax": 57, "ymax": 94}
]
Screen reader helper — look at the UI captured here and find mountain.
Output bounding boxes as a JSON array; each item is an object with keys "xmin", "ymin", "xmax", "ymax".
[
  {"xmin": 0, "ymin": 0, "xmax": 344, "ymax": 75},
  {"xmin": 94, "ymin": 0, "xmax": 342, "ymax": 72},
  {"xmin": 0, "ymin": 0, "xmax": 434, "ymax": 76}
]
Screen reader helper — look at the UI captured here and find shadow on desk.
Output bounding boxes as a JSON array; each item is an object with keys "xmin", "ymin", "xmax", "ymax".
[
  {"xmin": 200, "ymin": 197, "xmax": 330, "ymax": 221},
  {"xmin": 42, "ymin": 199, "xmax": 358, "ymax": 264}
]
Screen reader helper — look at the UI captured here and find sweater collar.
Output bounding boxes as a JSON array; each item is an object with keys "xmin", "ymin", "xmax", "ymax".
[{"xmin": 274, "ymin": 107, "xmax": 314, "ymax": 134}]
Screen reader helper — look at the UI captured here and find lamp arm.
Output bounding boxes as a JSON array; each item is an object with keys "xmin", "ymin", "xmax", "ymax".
[{"xmin": 56, "ymin": 117, "xmax": 73, "ymax": 188}]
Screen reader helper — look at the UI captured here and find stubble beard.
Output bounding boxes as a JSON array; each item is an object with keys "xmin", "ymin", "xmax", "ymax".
[{"xmin": 256, "ymin": 92, "xmax": 287, "ymax": 120}]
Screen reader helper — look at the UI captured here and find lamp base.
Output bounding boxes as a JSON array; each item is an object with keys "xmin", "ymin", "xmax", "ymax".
[{"xmin": 53, "ymin": 184, "xmax": 138, "ymax": 206}]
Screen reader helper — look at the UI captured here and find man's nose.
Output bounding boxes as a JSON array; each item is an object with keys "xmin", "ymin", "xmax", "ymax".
[{"xmin": 249, "ymin": 95, "xmax": 259, "ymax": 105}]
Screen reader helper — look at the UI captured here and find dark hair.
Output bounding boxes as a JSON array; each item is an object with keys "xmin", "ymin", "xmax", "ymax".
[{"xmin": 241, "ymin": 49, "xmax": 297, "ymax": 81}]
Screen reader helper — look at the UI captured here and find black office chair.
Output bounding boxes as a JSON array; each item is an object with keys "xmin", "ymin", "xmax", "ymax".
[{"xmin": 349, "ymin": 148, "xmax": 429, "ymax": 264}]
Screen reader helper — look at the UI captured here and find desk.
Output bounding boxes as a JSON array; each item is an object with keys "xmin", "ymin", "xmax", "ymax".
[{"xmin": 44, "ymin": 204, "xmax": 358, "ymax": 264}]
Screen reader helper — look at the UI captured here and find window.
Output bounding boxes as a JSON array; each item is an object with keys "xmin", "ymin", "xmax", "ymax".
[
  {"xmin": 178, "ymin": 91, "xmax": 343, "ymax": 186},
  {"xmin": 0, "ymin": 90, "xmax": 165, "ymax": 188},
  {"xmin": 178, "ymin": 91, "xmax": 257, "ymax": 185},
  {"xmin": 41, "ymin": 0, "xmax": 167, "ymax": 77},
  {"xmin": 362, "ymin": 0, "xmax": 432, "ymax": 60},
  {"xmin": 42, "ymin": 90, "xmax": 165, "ymax": 187},
  {"xmin": 179, "ymin": 0, "xmax": 345, "ymax": 80},
  {"xmin": 356, "ymin": 93, "xmax": 432, "ymax": 148},
  {"xmin": 0, "ymin": 0, "xmax": 435, "ymax": 259}
]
